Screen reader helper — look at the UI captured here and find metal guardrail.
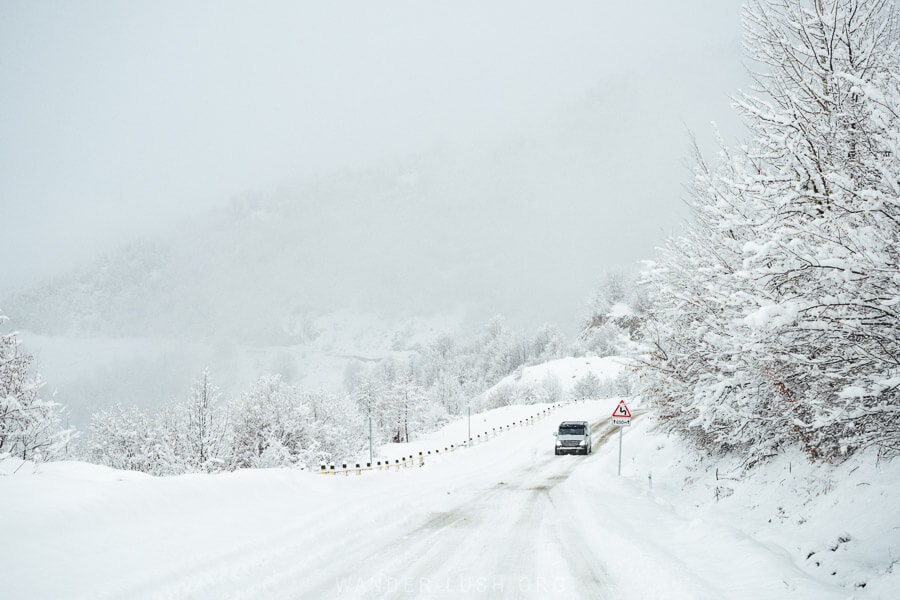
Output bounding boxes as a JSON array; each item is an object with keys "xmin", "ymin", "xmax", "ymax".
[{"xmin": 319, "ymin": 402, "xmax": 571, "ymax": 476}]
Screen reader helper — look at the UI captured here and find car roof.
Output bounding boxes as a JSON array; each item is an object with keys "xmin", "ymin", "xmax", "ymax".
[{"xmin": 559, "ymin": 421, "xmax": 588, "ymax": 425}]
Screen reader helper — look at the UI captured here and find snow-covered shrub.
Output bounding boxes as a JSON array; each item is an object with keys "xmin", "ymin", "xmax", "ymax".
[
  {"xmin": 89, "ymin": 370, "xmax": 230, "ymax": 475},
  {"xmin": 89, "ymin": 404, "xmax": 162, "ymax": 473}
]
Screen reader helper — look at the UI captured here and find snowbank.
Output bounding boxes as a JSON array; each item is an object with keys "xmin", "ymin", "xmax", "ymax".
[{"xmin": 595, "ymin": 416, "xmax": 900, "ymax": 598}]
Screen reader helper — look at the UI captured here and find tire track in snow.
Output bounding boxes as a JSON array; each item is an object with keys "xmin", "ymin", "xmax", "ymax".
[{"xmin": 295, "ymin": 423, "xmax": 617, "ymax": 599}]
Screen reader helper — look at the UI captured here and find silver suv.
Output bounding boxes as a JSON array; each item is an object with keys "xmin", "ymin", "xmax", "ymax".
[{"xmin": 554, "ymin": 420, "xmax": 592, "ymax": 455}]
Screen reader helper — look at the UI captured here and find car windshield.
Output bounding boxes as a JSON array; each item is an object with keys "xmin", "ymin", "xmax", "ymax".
[{"xmin": 559, "ymin": 424, "xmax": 585, "ymax": 435}]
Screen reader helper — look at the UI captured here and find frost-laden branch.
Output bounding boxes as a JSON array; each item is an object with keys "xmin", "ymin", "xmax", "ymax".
[{"xmin": 635, "ymin": 0, "xmax": 900, "ymax": 463}]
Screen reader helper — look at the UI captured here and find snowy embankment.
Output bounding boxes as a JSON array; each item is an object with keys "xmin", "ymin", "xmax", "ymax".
[
  {"xmin": 3, "ymin": 391, "xmax": 896, "ymax": 598},
  {"xmin": 479, "ymin": 355, "xmax": 630, "ymax": 399}
]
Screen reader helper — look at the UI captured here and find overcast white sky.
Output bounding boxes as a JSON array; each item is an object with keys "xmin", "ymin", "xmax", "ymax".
[{"xmin": 0, "ymin": 0, "xmax": 748, "ymax": 301}]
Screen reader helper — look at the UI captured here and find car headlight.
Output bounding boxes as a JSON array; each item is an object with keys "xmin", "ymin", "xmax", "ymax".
[
  {"xmin": 555, "ymin": 440, "xmax": 562, "ymax": 446},
  {"xmin": 578, "ymin": 440, "xmax": 586, "ymax": 446}
]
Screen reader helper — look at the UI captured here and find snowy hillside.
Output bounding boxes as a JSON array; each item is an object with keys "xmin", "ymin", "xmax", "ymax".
[
  {"xmin": 3, "ymin": 398, "xmax": 896, "ymax": 599},
  {"xmin": 480, "ymin": 355, "xmax": 630, "ymax": 401},
  {"xmin": 0, "ymin": 88, "xmax": 684, "ymax": 345}
]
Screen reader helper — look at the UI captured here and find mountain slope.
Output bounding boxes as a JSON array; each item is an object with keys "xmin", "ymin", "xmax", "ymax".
[{"xmin": 2, "ymin": 58, "xmax": 744, "ymax": 343}]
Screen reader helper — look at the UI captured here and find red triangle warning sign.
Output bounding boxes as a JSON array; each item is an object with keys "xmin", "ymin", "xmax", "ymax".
[{"xmin": 612, "ymin": 400, "xmax": 632, "ymax": 418}]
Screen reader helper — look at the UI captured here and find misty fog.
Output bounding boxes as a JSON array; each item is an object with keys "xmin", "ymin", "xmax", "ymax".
[
  {"xmin": 2, "ymin": 1, "xmax": 745, "ymax": 296},
  {"xmin": 0, "ymin": 1, "xmax": 748, "ymax": 424}
]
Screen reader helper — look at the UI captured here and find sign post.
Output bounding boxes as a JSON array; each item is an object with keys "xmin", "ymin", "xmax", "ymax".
[
  {"xmin": 368, "ymin": 414, "xmax": 373, "ymax": 466},
  {"xmin": 612, "ymin": 400, "xmax": 632, "ymax": 476}
]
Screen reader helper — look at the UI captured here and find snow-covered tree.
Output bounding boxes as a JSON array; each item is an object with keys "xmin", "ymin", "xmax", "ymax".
[
  {"xmin": 735, "ymin": 0, "xmax": 900, "ymax": 459},
  {"xmin": 638, "ymin": 0, "xmax": 900, "ymax": 462},
  {"xmin": 0, "ymin": 313, "xmax": 74, "ymax": 461},
  {"xmin": 580, "ymin": 269, "xmax": 645, "ymax": 357},
  {"xmin": 171, "ymin": 370, "xmax": 229, "ymax": 472},
  {"xmin": 530, "ymin": 324, "xmax": 568, "ymax": 362},
  {"xmin": 303, "ymin": 389, "xmax": 364, "ymax": 465},
  {"xmin": 384, "ymin": 374, "xmax": 422, "ymax": 443},
  {"xmin": 426, "ymin": 368, "xmax": 465, "ymax": 416},
  {"xmin": 89, "ymin": 404, "xmax": 173, "ymax": 474},
  {"xmin": 572, "ymin": 372, "xmax": 603, "ymax": 401},
  {"xmin": 229, "ymin": 374, "xmax": 311, "ymax": 469},
  {"xmin": 353, "ymin": 374, "xmax": 386, "ymax": 442}
]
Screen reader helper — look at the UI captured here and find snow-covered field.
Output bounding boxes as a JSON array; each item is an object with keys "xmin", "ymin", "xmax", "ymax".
[{"xmin": 4, "ymin": 396, "xmax": 896, "ymax": 599}]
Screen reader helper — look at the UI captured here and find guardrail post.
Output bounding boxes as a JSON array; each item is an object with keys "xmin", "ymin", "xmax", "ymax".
[
  {"xmin": 320, "ymin": 464, "xmax": 327, "ymax": 474},
  {"xmin": 418, "ymin": 452, "xmax": 424, "ymax": 467},
  {"xmin": 355, "ymin": 463, "xmax": 361, "ymax": 475}
]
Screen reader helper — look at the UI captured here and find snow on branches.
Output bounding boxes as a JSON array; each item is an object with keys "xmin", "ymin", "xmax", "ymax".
[
  {"xmin": 0, "ymin": 312, "xmax": 74, "ymax": 461},
  {"xmin": 637, "ymin": 0, "xmax": 900, "ymax": 463}
]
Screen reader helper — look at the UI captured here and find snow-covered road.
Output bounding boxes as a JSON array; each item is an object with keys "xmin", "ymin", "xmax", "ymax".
[
  {"xmin": 2, "ymin": 400, "xmax": 851, "ymax": 599},
  {"xmin": 111, "ymin": 408, "xmax": 618, "ymax": 600},
  {"xmin": 296, "ymin": 418, "xmax": 615, "ymax": 599}
]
